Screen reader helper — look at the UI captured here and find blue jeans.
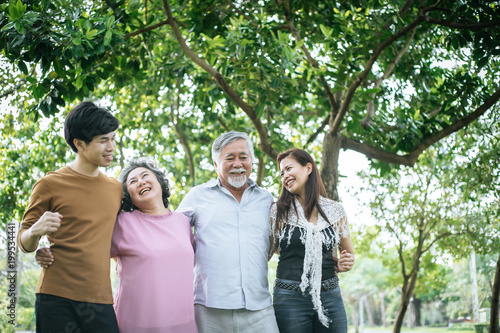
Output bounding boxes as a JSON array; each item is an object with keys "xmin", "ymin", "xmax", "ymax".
[
  {"xmin": 35, "ymin": 294, "xmax": 119, "ymax": 333},
  {"xmin": 273, "ymin": 279, "xmax": 348, "ymax": 333}
]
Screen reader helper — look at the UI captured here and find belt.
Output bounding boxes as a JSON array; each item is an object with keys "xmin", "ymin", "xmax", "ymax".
[{"xmin": 275, "ymin": 276, "xmax": 339, "ymax": 292}]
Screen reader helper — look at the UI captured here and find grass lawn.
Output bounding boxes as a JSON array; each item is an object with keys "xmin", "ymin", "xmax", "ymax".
[{"xmin": 351, "ymin": 326, "xmax": 475, "ymax": 333}]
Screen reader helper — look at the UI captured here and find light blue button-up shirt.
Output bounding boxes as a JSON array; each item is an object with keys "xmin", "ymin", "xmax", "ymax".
[{"xmin": 176, "ymin": 178, "xmax": 273, "ymax": 310}]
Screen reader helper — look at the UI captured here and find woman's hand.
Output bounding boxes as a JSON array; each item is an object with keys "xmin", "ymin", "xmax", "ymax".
[
  {"xmin": 35, "ymin": 247, "xmax": 54, "ymax": 269},
  {"xmin": 337, "ymin": 250, "xmax": 355, "ymax": 272}
]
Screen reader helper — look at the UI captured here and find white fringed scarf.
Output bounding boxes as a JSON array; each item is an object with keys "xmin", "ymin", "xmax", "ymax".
[{"xmin": 270, "ymin": 197, "xmax": 350, "ymax": 327}]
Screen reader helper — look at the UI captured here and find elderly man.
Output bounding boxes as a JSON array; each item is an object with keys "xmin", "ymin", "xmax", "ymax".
[{"xmin": 177, "ymin": 131, "xmax": 279, "ymax": 333}]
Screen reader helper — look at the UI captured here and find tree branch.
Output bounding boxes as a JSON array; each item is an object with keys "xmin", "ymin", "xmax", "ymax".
[
  {"xmin": 343, "ymin": 85, "xmax": 500, "ymax": 166},
  {"xmin": 304, "ymin": 114, "xmax": 330, "ymax": 148},
  {"xmin": 331, "ymin": 14, "xmax": 426, "ymax": 135},
  {"xmin": 408, "ymin": 85, "xmax": 500, "ymax": 162},
  {"xmin": 283, "ymin": 0, "xmax": 338, "ymax": 117},
  {"xmin": 342, "ymin": 136, "xmax": 415, "ymax": 166},
  {"xmin": 162, "ymin": 0, "xmax": 278, "ymax": 159},
  {"xmin": 423, "ymin": 16, "xmax": 500, "ymax": 30},
  {"xmin": 381, "ymin": 0, "xmax": 415, "ymax": 31},
  {"xmin": 170, "ymin": 83, "xmax": 195, "ymax": 187},
  {"xmin": 422, "ymin": 231, "xmax": 454, "ymax": 253},
  {"xmin": 124, "ymin": 19, "xmax": 172, "ymax": 38},
  {"xmin": 362, "ymin": 27, "xmax": 417, "ymax": 128},
  {"xmin": 217, "ymin": 116, "xmax": 230, "ymax": 132},
  {"xmin": 0, "ymin": 79, "xmax": 26, "ymax": 99}
]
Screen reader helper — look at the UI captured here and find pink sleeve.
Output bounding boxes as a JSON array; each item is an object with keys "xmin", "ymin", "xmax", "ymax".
[{"xmin": 110, "ymin": 216, "xmax": 121, "ymax": 258}]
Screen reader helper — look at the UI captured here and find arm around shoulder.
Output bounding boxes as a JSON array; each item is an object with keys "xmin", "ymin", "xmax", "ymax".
[{"xmin": 176, "ymin": 187, "xmax": 200, "ymax": 226}]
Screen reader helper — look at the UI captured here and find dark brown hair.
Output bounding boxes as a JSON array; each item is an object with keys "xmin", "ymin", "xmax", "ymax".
[{"xmin": 275, "ymin": 148, "xmax": 330, "ymax": 234}]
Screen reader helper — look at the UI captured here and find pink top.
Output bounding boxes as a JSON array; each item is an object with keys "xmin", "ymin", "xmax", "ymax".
[{"xmin": 111, "ymin": 210, "xmax": 197, "ymax": 333}]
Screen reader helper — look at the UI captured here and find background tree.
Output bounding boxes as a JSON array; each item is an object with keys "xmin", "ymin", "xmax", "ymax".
[
  {"xmin": 356, "ymin": 143, "xmax": 485, "ymax": 332},
  {"xmin": 1, "ymin": 0, "xmax": 499, "ymax": 201},
  {"xmin": 452, "ymin": 114, "xmax": 500, "ymax": 332},
  {"xmin": 1, "ymin": 1, "xmax": 500, "ymax": 331}
]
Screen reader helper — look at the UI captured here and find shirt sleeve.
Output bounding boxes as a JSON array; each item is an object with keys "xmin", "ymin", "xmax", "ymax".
[
  {"xmin": 18, "ymin": 178, "xmax": 51, "ymax": 253},
  {"xmin": 110, "ymin": 216, "xmax": 122, "ymax": 258},
  {"xmin": 176, "ymin": 188, "xmax": 198, "ymax": 227}
]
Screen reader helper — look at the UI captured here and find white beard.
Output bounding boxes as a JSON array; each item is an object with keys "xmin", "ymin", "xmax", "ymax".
[{"xmin": 228, "ymin": 171, "xmax": 248, "ymax": 188}]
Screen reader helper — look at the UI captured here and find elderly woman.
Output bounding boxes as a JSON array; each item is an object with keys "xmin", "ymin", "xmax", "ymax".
[{"xmin": 37, "ymin": 158, "xmax": 197, "ymax": 333}]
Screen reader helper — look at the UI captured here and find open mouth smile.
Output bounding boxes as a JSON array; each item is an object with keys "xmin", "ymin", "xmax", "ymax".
[{"xmin": 139, "ymin": 188, "xmax": 151, "ymax": 195}]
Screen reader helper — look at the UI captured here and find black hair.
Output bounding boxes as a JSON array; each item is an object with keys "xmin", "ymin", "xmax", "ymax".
[
  {"xmin": 64, "ymin": 101, "xmax": 119, "ymax": 152},
  {"xmin": 118, "ymin": 158, "xmax": 171, "ymax": 212},
  {"xmin": 275, "ymin": 148, "xmax": 330, "ymax": 234}
]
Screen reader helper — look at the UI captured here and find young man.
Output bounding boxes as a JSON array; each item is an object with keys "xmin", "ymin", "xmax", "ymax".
[
  {"xmin": 177, "ymin": 131, "xmax": 279, "ymax": 333},
  {"xmin": 18, "ymin": 101, "xmax": 123, "ymax": 333}
]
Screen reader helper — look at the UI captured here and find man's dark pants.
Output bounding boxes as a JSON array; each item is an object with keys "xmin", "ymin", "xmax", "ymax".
[{"xmin": 35, "ymin": 294, "xmax": 119, "ymax": 333}]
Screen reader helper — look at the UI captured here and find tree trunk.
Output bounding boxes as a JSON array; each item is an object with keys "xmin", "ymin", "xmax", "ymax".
[
  {"xmin": 349, "ymin": 298, "xmax": 359, "ymax": 333},
  {"xmin": 320, "ymin": 133, "xmax": 343, "ymax": 200},
  {"xmin": 364, "ymin": 295, "xmax": 375, "ymax": 327},
  {"xmin": 393, "ymin": 266, "xmax": 420, "ymax": 333},
  {"xmin": 256, "ymin": 156, "xmax": 265, "ymax": 186},
  {"xmin": 393, "ymin": 284, "xmax": 412, "ymax": 333},
  {"xmin": 407, "ymin": 298, "xmax": 414, "ymax": 329},
  {"xmin": 414, "ymin": 298, "xmax": 422, "ymax": 326},
  {"xmin": 380, "ymin": 292, "xmax": 387, "ymax": 327},
  {"xmin": 489, "ymin": 252, "xmax": 500, "ymax": 333}
]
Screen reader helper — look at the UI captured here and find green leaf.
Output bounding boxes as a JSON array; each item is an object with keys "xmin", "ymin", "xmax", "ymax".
[
  {"xmin": 106, "ymin": 15, "xmax": 115, "ymax": 29},
  {"xmin": 73, "ymin": 37, "xmax": 82, "ymax": 45},
  {"xmin": 104, "ymin": 30, "xmax": 112, "ymax": 46},
  {"xmin": 47, "ymin": 71, "xmax": 58, "ymax": 80},
  {"xmin": 363, "ymin": 88, "xmax": 381, "ymax": 95},
  {"xmin": 53, "ymin": 57, "xmax": 64, "ymax": 76},
  {"xmin": 1, "ymin": 21, "xmax": 16, "ymax": 32},
  {"xmin": 14, "ymin": 21, "xmax": 25, "ymax": 34},
  {"xmin": 414, "ymin": 109, "xmax": 421, "ymax": 120},
  {"xmin": 74, "ymin": 76, "xmax": 83, "ymax": 89},
  {"xmin": 8, "ymin": 1, "xmax": 19, "ymax": 20},
  {"xmin": 319, "ymin": 24, "xmax": 332, "ymax": 38},
  {"xmin": 16, "ymin": 0, "xmax": 27, "ymax": 16},
  {"xmin": 85, "ymin": 28, "xmax": 98, "ymax": 40},
  {"xmin": 18, "ymin": 60, "xmax": 28, "ymax": 75}
]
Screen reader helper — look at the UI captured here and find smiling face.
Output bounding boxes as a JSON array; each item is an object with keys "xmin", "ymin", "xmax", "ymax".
[
  {"xmin": 75, "ymin": 131, "xmax": 116, "ymax": 168},
  {"xmin": 214, "ymin": 139, "xmax": 252, "ymax": 190},
  {"xmin": 279, "ymin": 155, "xmax": 312, "ymax": 199},
  {"xmin": 126, "ymin": 167, "xmax": 163, "ymax": 210}
]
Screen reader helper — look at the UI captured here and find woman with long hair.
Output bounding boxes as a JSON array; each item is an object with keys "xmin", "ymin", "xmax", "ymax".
[{"xmin": 270, "ymin": 148, "xmax": 355, "ymax": 332}]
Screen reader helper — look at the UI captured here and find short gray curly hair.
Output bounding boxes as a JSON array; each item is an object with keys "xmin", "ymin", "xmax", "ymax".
[
  {"xmin": 118, "ymin": 158, "xmax": 171, "ymax": 212},
  {"xmin": 211, "ymin": 131, "xmax": 255, "ymax": 163}
]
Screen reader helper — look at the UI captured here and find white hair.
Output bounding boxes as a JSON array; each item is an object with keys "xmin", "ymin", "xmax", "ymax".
[{"xmin": 211, "ymin": 131, "xmax": 256, "ymax": 163}]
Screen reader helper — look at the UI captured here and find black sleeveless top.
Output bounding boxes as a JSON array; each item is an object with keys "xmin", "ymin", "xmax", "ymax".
[{"xmin": 276, "ymin": 225, "xmax": 337, "ymax": 281}]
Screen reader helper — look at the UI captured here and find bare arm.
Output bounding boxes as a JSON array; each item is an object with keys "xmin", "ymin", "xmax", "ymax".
[
  {"xmin": 20, "ymin": 212, "xmax": 62, "ymax": 252},
  {"xmin": 337, "ymin": 235, "xmax": 355, "ymax": 272}
]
